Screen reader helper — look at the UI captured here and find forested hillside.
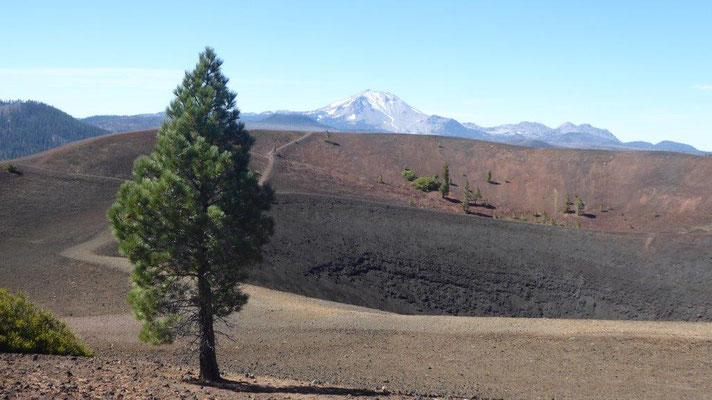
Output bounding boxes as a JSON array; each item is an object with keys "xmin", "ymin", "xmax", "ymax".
[
  {"xmin": 81, "ymin": 112, "xmax": 165, "ymax": 133},
  {"xmin": 0, "ymin": 100, "xmax": 107, "ymax": 160}
]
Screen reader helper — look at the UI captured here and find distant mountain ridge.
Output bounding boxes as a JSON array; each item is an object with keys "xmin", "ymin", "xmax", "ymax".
[
  {"xmin": 81, "ymin": 112, "xmax": 165, "ymax": 133},
  {"xmin": 63, "ymin": 90, "xmax": 712, "ymax": 156},
  {"xmin": 233, "ymin": 90, "xmax": 704, "ymax": 154},
  {"xmin": 0, "ymin": 100, "xmax": 107, "ymax": 160},
  {"xmin": 305, "ymin": 90, "xmax": 705, "ymax": 154}
]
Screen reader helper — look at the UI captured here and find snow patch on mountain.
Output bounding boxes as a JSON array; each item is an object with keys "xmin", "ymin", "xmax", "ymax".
[{"xmin": 306, "ymin": 89, "xmax": 429, "ymax": 133}]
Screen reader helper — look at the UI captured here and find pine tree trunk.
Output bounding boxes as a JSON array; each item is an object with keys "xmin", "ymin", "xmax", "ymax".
[{"xmin": 197, "ymin": 273, "xmax": 221, "ymax": 381}]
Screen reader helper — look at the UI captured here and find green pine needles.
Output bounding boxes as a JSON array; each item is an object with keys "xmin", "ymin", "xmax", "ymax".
[
  {"xmin": 461, "ymin": 180, "xmax": 471, "ymax": 214},
  {"xmin": 439, "ymin": 161, "xmax": 450, "ymax": 198},
  {"xmin": 107, "ymin": 48, "xmax": 274, "ymax": 381}
]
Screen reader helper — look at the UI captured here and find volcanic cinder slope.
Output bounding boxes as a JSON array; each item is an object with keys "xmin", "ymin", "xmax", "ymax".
[
  {"xmin": 2, "ymin": 129, "xmax": 712, "ymax": 399},
  {"xmin": 272, "ymin": 131, "xmax": 712, "ymax": 233}
]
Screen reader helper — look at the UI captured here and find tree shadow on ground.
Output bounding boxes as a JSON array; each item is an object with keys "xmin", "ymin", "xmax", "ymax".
[
  {"xmin": 187, "ymin": 378, "xmax": 385, "ymax": 397},
  {"xmin": 581, "ymin": 213, "xmax": 597, "ymax": 219},
  {"xmin": 473, "ymin": 203, "xmax": 496, "ymax": 210},
  {"xmin": 443, "ymin": 197, "xmax": 461, "ymax": 204},
  {"xmin": 465, "ymin": 211, "xmax": 493, "ymax": 218}
]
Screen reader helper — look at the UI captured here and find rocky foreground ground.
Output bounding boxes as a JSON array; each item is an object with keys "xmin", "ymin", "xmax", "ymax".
[{"xmin": 2, "ymin": 353, "xmax": 470, "ymax": 400}]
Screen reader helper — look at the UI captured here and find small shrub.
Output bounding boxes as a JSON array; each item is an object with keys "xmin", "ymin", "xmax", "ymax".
[
  {"xmin": 322, "ymin": 131, "xmax": 340, "ymax": 145},
  {"xmin": 401, "ymin": 169, "xmax": 416, "ymax": 182},
  {"xmin": 486, "ymin": 170, "xmax": 493, "ymax": 184},
  {"xmin": 408, "ymin": 197, "xmax": 416, "ymax": 207},
  {"xmin": 573, "ymin": 221, "xmax": 581, "ymax": 229},
  {"xmin": 378, "ymin": 174, "xmax": 384, "ymax": 184},
  {"xmin": 3, "ymin": 163, "xmax": 20, "ymax": 175},
  {"xmin": 0, "ymin": 289, "xmax": 92, "ymax": 356},
  {"xmin": 411, "ymin": 176, "xmax": 441, "ymax": 192}
]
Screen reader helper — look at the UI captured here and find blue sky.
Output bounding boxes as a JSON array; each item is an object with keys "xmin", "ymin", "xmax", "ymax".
[{"xmin": 2, "ymin": 1, "xmax": 711, "ymax": 149}]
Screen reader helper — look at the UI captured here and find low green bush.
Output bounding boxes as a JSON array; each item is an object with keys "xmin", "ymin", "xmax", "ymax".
[
  {"xmin": 411, "ymin": 175, "xmax": 441, "ymax": 192},
  {"xmin": 0, "ymin": 289, "xmax": 93, "ymax": 356},
  {"xmin": 3, "ymin": 163, "xmax": 20, "ymax": 174},
  {"xmin": 401, "ymin": 168, "xmax": 416, "ymax": 181}
]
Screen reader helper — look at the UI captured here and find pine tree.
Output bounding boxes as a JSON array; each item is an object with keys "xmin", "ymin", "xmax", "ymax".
[
  {"xmin": 575, "ymin": 196, "xmax": 585, "ymax": 216},
  {"xmin": 563, "ymin": 193, "xmax": 573, "ymax": 214},
  {"xmin": 486, "ymin": 170, "xmax": 493, "ymax": 184},
  {"xmin": 440, "ymin": 161, "xmax": 450, "ymax": 198},
  {"xmin": 462, "ymin": 180, "xmax": 471, "ymax": 214},
  {"xmin": 107, "ymin": 48, "xmax": 274, "ymax": 382},
  {"xmin": 473, "ymin": 186, "xmax": 482, "ymax": 205}
]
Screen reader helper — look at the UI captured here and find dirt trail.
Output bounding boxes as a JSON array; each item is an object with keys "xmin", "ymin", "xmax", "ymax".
[
  {"xmin": 14, "ymin": 163, "xmax": 129, "ymax": 183},
  {"xmin": 61, "ymin": 230, "xmax": 131, "ymax": 273},
  {"xmin": 259, "ymin": 131, "xmax": 315, "ymax": 185}
]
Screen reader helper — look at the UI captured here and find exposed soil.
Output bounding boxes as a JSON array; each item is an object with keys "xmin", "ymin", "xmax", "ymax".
[
  {"xmin": 3, "ymin": 129, "xmax": 712, "ymax": 398},
  {"xmin": 272, "ymin": 131, "xmax": 712, "ymax": 233}
]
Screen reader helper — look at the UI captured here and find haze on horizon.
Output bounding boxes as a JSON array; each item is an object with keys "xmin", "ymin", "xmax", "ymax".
[{"xmin": 2, "ymin": 0, "xmax": 711, "ymax": 150}]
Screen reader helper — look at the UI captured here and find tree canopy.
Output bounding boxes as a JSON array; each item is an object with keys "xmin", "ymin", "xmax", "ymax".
[
  {"xmin": 108, "ymin": 47, "xmax": 274, "ymax": 381},
  {"xmin": 440, "ymin": 161, "xmax": 450, "ymax": 198},
  {"xmin": 0, "ymin": 100, "xmax": 106, "ymax": 160}
]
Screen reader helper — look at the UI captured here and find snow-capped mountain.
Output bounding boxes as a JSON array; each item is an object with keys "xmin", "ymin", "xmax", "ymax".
[
  {"xmin": 304, "ymin": 90, "xmax": 490, "ymax": 140},
  {"xmin": 467, "ymin": 121, "xmax": 553, "ymax": 139},
  {"xmin": 301, "ymin": 90, "xmax": 631, "ymax": 148},
  {"xmin": 554, "ymin": 122, "xmax": 619, "ymax": 143},
  {"xmin": 81, "ymin": 89, "xmax": 707, "ymax": 155},
  {"xmin": 421, "ymin": 115, "xmax": 489, "ymax": 139},
  {"xmin": 306, "ymin": 90, "xmax": 429, "ymax": 133}
]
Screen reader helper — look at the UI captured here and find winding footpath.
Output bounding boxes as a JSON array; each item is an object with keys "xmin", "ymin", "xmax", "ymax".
[
  {"xmin": 15, "ymin": 129, "xmax": 316, "ymax": 187},
  {"xmin": 258, "ymin": 131, "xmax": 315, "ymax": 185},
  {"xmin": 14, "ymin": 163, "xmax": 129, "ymax": 183}
]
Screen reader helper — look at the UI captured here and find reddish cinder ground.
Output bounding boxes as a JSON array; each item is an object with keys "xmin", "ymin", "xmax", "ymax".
[{"xmin": 271, "ymin": 131, "xmax": 712, "ymax": 233}]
